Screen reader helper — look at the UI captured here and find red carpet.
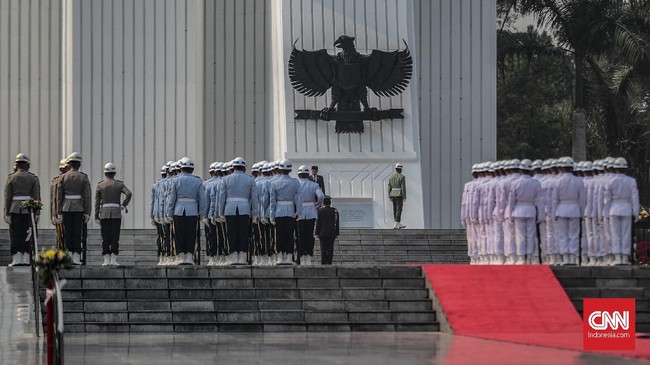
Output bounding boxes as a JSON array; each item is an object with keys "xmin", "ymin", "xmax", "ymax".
[{"xmin": 422, "ymin": 264, "xmax": 650, "ymax": 360}]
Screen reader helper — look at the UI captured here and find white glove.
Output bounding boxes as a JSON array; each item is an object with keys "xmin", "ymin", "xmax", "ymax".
[
  {"xmin": 261, "ymin": 217, "xmax": 269, "ymax": 225},
  {"xmin": 150, "ymin": 219, "xmax": 157, "ymax": 226},
  {"xmin": 34, "ymin": 215, "xmax": 40, "ymax": 225},
  {"xmin": 201, "ymin": 217, "xmax": 210, "ymax": 225},
  {"xmin": 252, "ymin": 216, "xmax": 258, "ymax": 224},
  {"xmin": 270, "ymin": 218, "xmax": 276, "ymax": 226},
  {"xmin": 403, "ymin": 197, "xmax": 406, "ymax": 202},
  {"xmin": 51, "ymin": 218, "xmax": 57, "ymax": 225},
  {"xmin": 95, "ymin": 219, "xmax": 100, "ymax": 225},
  {"xmin": 211, "ymin": 218, "xmax": 218, "ymax": 225},
  {"xmin": 83, "ymin": 214, "xmax": 90, "ymax": 223},
  {"xmin": 56, "ymin": 214, "xmax": 63, "ymax": 224},
  {"xmin": 219, "ymin": 215, "xmax": 226, "ymax": 223},
  {"xmin": 4, "ymin": 216, "xmax": 10, "ymax": 225}
]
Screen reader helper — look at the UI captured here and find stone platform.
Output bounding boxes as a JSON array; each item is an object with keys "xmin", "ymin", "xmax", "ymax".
[
  {"xmin": 45, "ymin": 265, "xmax": 438, "ymax": 333},
  {"xmin": 1, "ymin": 228, "xmax": 469, "ymax": 266},
  {"xmin": 552, "ymin": 266, "xmax": 650, "ymax": 333}
]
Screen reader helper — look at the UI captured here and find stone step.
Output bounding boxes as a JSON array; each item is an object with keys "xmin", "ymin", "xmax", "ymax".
[{"xmin": 63, "ymin": 322, "xmax": 441, "ymax": 333}]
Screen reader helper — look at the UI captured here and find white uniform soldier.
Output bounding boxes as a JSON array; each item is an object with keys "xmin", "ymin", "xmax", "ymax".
[
  {"xmin": 602, "ymin": 157, "xmax": 639, "ymax": 265},
  {"xmin": 580, "ymin": 161, "xmax": 597, "ymax": 265},
  {"xmin": 543, "ymin": 159, "xmax": 561, "ymax": 265},
  {"xmin": 532, "ymin": 160, "xmax": 548, "ymax": 263},
  {"xmin": 592, "ymin": 160, "xmax": 609, "ymax": 265},
  {"xmin": 598, "ymin": 157, "xmax": 618, "ymax": 265},
  {"xmin": 506, "ymin": 159, "xmax": 542, "ymax": 264},
  {"xmin": 551, "ymin": 157, "xmax": 585, "ymax": 266},
  {"xmin": 491, "ymin": 161, "xmax": 509, "ymax": 264},
  {"xmin": 461, "ymin": 164, "xmax": 480, "ymax": 264},
  {"xmin": 481, "ymin": 163, "xmax": 498, "ymax": 262},
  {"xmin": 502, "ymin": 159, "xmax": 521, "ymax": 264},
  {"xmin": 473, "ymin": 163, "xmax": 490, "ymax": 263}
]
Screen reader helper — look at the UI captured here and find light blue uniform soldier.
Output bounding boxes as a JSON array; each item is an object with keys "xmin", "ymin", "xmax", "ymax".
[
  {"xmin": 210, "ymin": 163, "xmax": 230, "ymax": 265},
  {"xmin": 251, "ymin": 161, "xmax": 269, "ymax": 265},
  {"xmin": 204, "ymin": 163, "xmax": 219, "ymax": 265},
  {"xmin": 165, "ymin": 158, "xmax": 208, "ymax": 265},
  {"xmin": 151, "ymin": 164, "xmax": 168, "ymax": 265},
  {"xmin": 269, "ymin": 159, "xmax": 301, "ymax": 265},
  {"xmin": 296, "ymin": 165, "xmax": 325, "ymax": 265},
  {"xmin": 217, "ymin": 157, "xmax": 258, "ymax": 265},
  {"xmin": 257, "ymin": 162, "xmax": 274, "ymax": 265}
]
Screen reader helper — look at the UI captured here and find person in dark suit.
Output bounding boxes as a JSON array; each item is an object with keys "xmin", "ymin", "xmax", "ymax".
[
  {"xmin": 316, "ymin": 196, "xmax": 339, "ymax": 265},
  {"xmin": 309, "ymin": 166, "xmax": 326, "ymax": 195}
]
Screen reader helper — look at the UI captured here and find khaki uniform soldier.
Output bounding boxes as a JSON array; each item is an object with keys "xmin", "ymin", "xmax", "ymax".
[
  {"xmin": 388, "ymin": 163, "xmax": 406, "ymax": 229},
  {"xmin": 51, "ymin": 159, "xmax": 69, "ymax": 249},
  {"xmin": 95, "ymin": 163, "xmax": 132, "ymax": 266},
  {"xmin": 56, "ymin": 152, "xmax": 91, "ymax": 265},
  {"xmin": 4, "ymin": 153, "xmax": 41, "ymax": 266}
]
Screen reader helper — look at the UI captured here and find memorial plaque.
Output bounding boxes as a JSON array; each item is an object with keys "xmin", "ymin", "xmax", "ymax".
[{"xmin": 335, "ymin": 199, "xmax": 374, "ymax": 228}]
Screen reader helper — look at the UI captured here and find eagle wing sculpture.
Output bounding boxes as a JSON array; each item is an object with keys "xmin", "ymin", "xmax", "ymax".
[{"xmin": 289, "ymin": 36, "xmax": 412, "ymax": 133}]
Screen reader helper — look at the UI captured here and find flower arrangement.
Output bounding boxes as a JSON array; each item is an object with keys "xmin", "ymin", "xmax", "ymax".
[
  {"xmin": 20, "ymin": 199, "xmax": 43, "ymax": 212},
  {"xmin": 35, "ymin": 249, "xmax": 73, "ymax": 286}
]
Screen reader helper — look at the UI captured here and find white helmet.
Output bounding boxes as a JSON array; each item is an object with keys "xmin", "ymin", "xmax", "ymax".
[
  {"xmin": 171, "ymin": 162, "xmax": 181, "ymax": 171},
  {"xmin": 59, "ymin": 159, "xmax": 68, "ymax": 169},
  {"xmin": 395, "ymin": 163, "xmax": 403, "ymax": 169},
  {"xmin": 582, "ymin": 161, "xmax": 593, "ymax": 171},
  {"xmin": 180, "ymin": 158, "xmax": 195, "ymax": 169},
  {"xmin": 279, "ymin": 159, "xmax": 293, "ymax": 171},
  {"xmin": 510, "ymin": 159, "xmax": 521, "ymax": 169},
  {"xmin": 67, "ymin": 152, "xmax": 82, "ymax": 162},
  {"xmin": 593, "ymin": 160, "xmax": 604, "ymax": 171},
  {"xmin": 574, "ymin": 161, "xmax": 583, "ymax": 172},
  {"xmin": 298, "ymin": 165, "xmax": 310, "ymax": 174},
  {"xmin": 532, "ymin": 159, "xmax": 543, "ymax": 170},
  {"xmin": 264, "ymin": 162, "xmax": 274, "ymax": 172},
  {"xmin": 471, "ymin": 164, "xmax": 479, "ymax": 173},
  {"xmin": 15, "ymin": 153, "xmax": 30, "ymax": 163},
  {"xmin": 232, "ymin": 157, "xmax": 246, "ymax": 167},
  {"xmin": 166, "ymin": 160, "xmax": 175, "ymax": 167},
  {"xmin": 251, "ymin": 162, "xmax": 260, "ymax": 172},
  {"xmin": 604, "ymin": 157, "xmax": 615, "ymax": 168},
  {"xmin": 519, "ymin": 159, "xmax": 532, "ymax": 171},
  {"xmin": 613, "ymin": 157, "xmax": 628, "ymax": 169},
  {"xmin": 160, "ymin": 165, "xmax": 167, "ymax": 174},
  {"xmin": 103, "ymin": 163, "xmax": 116, "ymax": 173},
  {"xmin": 558, "ymin": 156, "xmax": 574, "ymax": 168},
  {"xmin": 208, "ymin": 162, "xmax": 217, "ymax": 172}
]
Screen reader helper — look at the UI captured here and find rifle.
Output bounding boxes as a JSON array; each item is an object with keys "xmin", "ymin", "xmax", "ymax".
[{"xmin": 195, "ymin": 219, "xmax": 201, "ymax": 265}]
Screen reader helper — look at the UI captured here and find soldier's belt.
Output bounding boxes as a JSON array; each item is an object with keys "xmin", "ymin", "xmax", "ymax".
[
  {"xmin": 278, "ymin": 201, "xmax": 294, "ymax": 206},
  {"xmin": 101, "ymin": 203, "xmax": 121, "ymax": 208},
  {"xmin": 65, "ymin": 195, "xmax": 82, "ymax": 200},
  {"xmin": 178, "ymin": 198, "xmax": 196, "ymax": 202},
  {"xmin": 613, "ymin": 199, "xmax": 630, "ymax": 203},
  {"xmin": 391, "ymin": 188, "xmax": 402, "ymax": 191},
  {"xmin": 516, "ymin": 201, "xmax": 534, "ymax": 206},
  {"xmin": 226, "ymin": 198, "xmax": 248, "ymax": 202},
  {"xmin": 302, "ymin": 202, "xmax": 315, "ymax": 206},
  {"xmin": 12, "ymin": 196, "xmax": 32, "ymax": 201}
]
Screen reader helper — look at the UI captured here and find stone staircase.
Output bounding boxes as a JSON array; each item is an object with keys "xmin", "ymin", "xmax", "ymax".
[
  {"xmin": 46, "ymin": 265, "xmax": 439, "ymax": 332},
  {"xmin": 1, "ymin": 229, "xmax": 468, "ymax": 266},
  {"xmin": 552, "ymin": 266, "xmax": 650, "ymax": 333}
]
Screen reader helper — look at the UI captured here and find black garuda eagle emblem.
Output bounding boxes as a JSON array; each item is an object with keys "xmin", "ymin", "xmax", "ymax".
[{"xmin": 289, "ymin": 35, "xmax": 413, "ymax": 133}]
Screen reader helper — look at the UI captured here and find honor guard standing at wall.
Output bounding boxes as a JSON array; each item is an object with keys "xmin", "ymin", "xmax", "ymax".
[
  {"xmin": 166, "ymin": 158, "xmax": 207, "ymax": 265},
  {"xmin": 602, "ymin": 157, "xmax": 639, "ymax": 265},
  {"xmin": 388, "ymin": 163, "xmax": 407, "ymax": 229},
  {"xmin": 51, "ymin": 159, "xmax": 69, "ymax": 249},
  {"xmin": 551, "ymin": 157, "xmax": 585, "ymax": 266},
  {"xmin": 4, "ymin": 153, "xmax": 41, "ymax": 266},
  {"xmin": 309, "ymin": 166, "xmax": 326, "ymax": 195},
  {"xmin": 296, "ymin": 165, "xmax": 325, "ymax": 265},
  {"xmin": 95, "ymin": 163, "xmax": 132, "ymax": 266},
  {"xmin": 506, "ymin": 159, "xmax": 542, "ymax": 264},
  {"xmin": 269, "ymin": 159, "xmax": 300, "ymax": 265},
  {"xmin": 151, "ymin": 164, "xmax": 168, "ymax": 265},
  {"xmin": 316, "ymin": 196, "xmax": 339, "ymax": 265},
  {"xmin": 57, "ymin": 152, "xmax": 91, "ymax": 265},
  {"xmin": 258, "ymin": 162, "xmax": 275, "ymax": 265},
  {"xmin": 217, "ymin": 157, "xmax": 258, "ymax": 265}
]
